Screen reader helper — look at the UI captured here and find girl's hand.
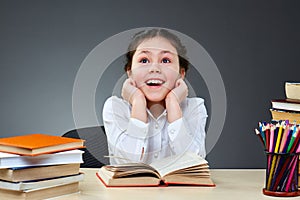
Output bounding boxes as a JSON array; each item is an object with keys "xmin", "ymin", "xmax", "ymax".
[
  {"xmin": 121, "ymin": 78, "xmax": 145, "ymax": 105},
  {"xmin": 166, "ymin": 78, "xmax": 188, "ymax": 104},
  {"xmin": 122, "ymin": 78, "xmax": 147, "ymax": 123},
  {"xmin": 165, "ymin": 79, "xmax": 187, "ymax": 122}
]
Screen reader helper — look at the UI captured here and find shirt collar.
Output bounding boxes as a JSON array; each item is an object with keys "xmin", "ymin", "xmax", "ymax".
[{"xmin": 146, "ymin": 109, "xmax": 167, "ymax": 121}]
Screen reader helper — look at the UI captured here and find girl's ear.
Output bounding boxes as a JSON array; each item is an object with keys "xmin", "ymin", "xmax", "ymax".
[
  {"xmin": 127, "ymin": 70, "xmax": 132, "ymax": 77},
  {"xmin": 180, "ymin": 68, "xmax": 186, "ymax": 79}
]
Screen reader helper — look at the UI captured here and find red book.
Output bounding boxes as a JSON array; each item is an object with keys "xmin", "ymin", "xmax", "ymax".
[{"xmin": 96, "ymin": 152, "xmax": 215, "ymax": 187}]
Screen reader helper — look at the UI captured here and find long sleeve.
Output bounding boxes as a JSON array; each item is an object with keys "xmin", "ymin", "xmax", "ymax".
[
  {"xmin": 102, "ymin": 96, "xmax": 149, "ymax": 164},
  {"xmin": 167, "ymin": 98, "xmax": 208, "ymax": 158}
]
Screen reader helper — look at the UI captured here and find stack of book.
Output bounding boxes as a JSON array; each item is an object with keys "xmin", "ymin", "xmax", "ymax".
[
  {"xmin": 269, "ymin": 82, "xmax": 300, "ymax": 189},
  {"xmin": 270, "ymin": 82, "xmax": 300, "ymax": 124},
  {"xmin": 0, "ymin": 133, "xmax": 85, "ymax": 199}
]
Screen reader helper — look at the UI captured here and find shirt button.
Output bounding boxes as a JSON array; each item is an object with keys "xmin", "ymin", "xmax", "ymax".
[
  {"xmin": 155, "ymin": 124, "xmax": 158, "ymax": 129},
  {"xmin": 154, "ymin": 153, "xmax": 158, "ymax": 158},
  {"xmin": 170, "ymin": 129, "xmax": 175, "ymax": 134}
]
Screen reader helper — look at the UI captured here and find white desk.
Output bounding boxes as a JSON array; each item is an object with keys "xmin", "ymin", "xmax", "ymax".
[{"xmin": 53, "ymin": 169, "xmax": 300, "ymax": 200}]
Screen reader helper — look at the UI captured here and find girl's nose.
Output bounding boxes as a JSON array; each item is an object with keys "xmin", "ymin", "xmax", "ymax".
[{"xmin": 148, "ymin": 63, "xmax": 161, "ymax": 73}]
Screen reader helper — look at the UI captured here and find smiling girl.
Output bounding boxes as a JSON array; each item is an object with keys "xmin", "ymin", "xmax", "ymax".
[{"xmin": 103, "ymin": 29, "xmax": 208, "ymax": 164}]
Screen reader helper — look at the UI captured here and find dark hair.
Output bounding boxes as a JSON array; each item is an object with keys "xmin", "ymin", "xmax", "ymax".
[{"xmin": 124, "ymin": 28, "xmax": 189, "ymax": 72}]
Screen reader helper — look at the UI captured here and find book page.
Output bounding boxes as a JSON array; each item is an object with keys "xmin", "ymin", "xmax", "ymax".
[
  {"xmin": 104, "ymin": 163, "xmax": 160, "ymax": 178},
  {"xmin": 149, "ymin": 152, "xmax": 208, "ymax": 177}
]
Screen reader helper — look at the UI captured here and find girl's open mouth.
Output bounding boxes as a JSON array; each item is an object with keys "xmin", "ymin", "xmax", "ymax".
[{"xmin": 145, "ymin": 79, "xmax": 165, "ymax": 87}]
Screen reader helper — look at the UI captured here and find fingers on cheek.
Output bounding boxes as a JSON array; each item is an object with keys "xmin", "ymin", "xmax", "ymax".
[
  {"xmin": 128, "ymin": 79, "xmax": 136, "ymax": 87},
  {"xmin": 176, "ymin": 80, "xmax": 182, "ymax": 87}
]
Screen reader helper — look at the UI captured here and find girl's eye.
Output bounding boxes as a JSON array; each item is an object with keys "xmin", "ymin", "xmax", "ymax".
[
  {"xmin": 162, "ymin": 58, "xmax": 171, "ymax": 63},
  {"xmin": 139, "ymin": 58, "xmax": 149, "ymax": 63}
]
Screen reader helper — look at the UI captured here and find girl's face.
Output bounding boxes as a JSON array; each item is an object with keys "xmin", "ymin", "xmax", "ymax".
[{"xmin": 129, "ymin": 36, "xmax": 185, "ymax": 103}]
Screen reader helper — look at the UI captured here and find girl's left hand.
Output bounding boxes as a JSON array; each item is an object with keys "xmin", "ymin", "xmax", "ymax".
[{"xmin": 166, "ymin": 78, "xmax": 188, "ymax": 104}]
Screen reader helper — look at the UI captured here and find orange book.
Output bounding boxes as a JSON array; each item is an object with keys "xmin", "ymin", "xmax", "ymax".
[{"xmin": 0, "ymin": 134, "xmax": 85, "ymax": 156}]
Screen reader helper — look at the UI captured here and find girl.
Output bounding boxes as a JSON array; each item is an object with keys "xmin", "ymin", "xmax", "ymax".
[{"xmin": 103, "ymin": 28, "xmax": 208, "ymax": 164}]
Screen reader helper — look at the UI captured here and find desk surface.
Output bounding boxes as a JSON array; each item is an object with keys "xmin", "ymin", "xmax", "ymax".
[{"xmin": 53, "ymin": 169, "xmax": 299, "ymax": 200}]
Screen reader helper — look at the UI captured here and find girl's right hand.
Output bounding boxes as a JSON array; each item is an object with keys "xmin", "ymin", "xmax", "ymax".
[{"xmin": 121, "ymin": 78, "xmax": 145, "ymax": 105}]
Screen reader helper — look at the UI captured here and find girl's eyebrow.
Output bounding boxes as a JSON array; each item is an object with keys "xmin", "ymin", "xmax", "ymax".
[
  {"xmin": 161, "ymin": 50, "xmax": 173, "ymax": 54},
  {"xmin": 136, "ymin": 50, "xmax": 151, "ymax": 55},
  {"xmin": 136, "ymin": 50, "xmax": 176, "ymax": 56}
]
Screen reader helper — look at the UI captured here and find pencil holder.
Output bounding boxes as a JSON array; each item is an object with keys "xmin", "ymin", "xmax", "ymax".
[{"xmin": 263, "ymin": 152, "xmax": 300, "ymax": 197}]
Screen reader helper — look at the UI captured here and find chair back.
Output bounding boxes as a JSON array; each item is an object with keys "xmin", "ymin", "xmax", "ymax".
[{"xmin": 62, "ymin": 126, "xmax": 109, "ymax": 168}]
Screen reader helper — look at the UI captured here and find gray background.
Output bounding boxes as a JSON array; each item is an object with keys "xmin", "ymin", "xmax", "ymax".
[{"xmin": 1, "ymin": 0, "xmax": 299, "ymax": 168}]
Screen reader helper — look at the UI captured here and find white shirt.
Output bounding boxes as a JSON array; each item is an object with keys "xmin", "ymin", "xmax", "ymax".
[{"xmin": 102, "ymin": 96, "xmax": 208, "ymax": 164}]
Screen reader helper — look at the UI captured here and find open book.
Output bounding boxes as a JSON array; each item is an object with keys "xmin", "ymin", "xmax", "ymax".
[{"xmin": 96, "ymin": 152, "xmax": 215, "ymax": 187}]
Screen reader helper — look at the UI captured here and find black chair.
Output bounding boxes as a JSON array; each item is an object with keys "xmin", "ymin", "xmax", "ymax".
[{"xmin": 62, "ymin": 126, "xmax": 109, "ymax": 168}]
